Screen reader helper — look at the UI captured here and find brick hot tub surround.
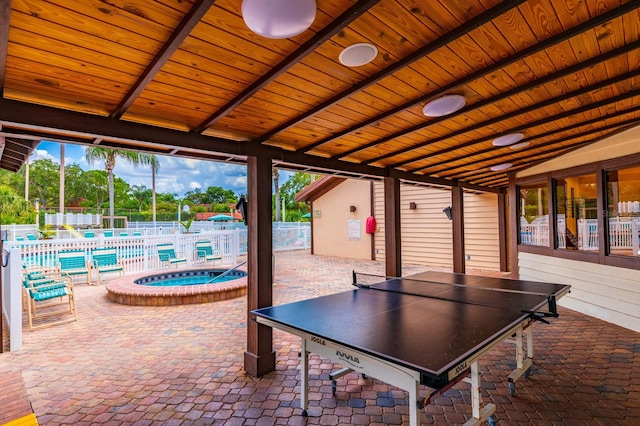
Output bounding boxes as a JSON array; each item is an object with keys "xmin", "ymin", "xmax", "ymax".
[{"xmin": 106, "ymin": 267, "xmax": 248, "ymax": 306}]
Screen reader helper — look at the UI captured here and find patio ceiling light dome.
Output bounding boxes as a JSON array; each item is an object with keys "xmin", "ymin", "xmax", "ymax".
[
  {"xmin": 242, "ymin": 0, "xmax": 316, "ymax": 39},
  {"xmin": 492, "ymin": 132, "xmax": 524, "ymax": 147},
  {"xmin": 422, "ymin": 94, "xmax": 466, "ymax": 117},
  {"xmin": 490, "ymin": 163, "xmax": 513, "ymax": 171},
  {"xmin": 510, "ymin": 141, "xmax": 530, "ymax": 150},
  {"xmin": 339, "ymin": 43, "xmax": 378, "ymax": 67}
]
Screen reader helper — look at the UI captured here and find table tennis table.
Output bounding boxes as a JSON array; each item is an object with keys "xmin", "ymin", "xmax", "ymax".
[{"xmin": 252, "ymin": 271, "xmax": 571, "ymax": 426}]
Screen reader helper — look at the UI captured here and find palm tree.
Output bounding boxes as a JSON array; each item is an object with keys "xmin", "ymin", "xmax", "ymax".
[
  {"xmin": 149, "ymin": 155, "xmax": 159, "ymax": 223},
  {"xmin": 85, "ymin": 147, "xmax": 154, "ymax": 228}
]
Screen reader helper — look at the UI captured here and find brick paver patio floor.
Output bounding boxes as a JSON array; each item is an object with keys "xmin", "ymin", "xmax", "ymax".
[{"xmin": 1, "ymin": 251, "xmax": 639, "ymax": 425}]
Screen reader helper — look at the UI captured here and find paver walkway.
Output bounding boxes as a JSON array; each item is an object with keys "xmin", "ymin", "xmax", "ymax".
[{"xmin": 1, "ymin": 251, "xmax": 639, "ymax": 425}]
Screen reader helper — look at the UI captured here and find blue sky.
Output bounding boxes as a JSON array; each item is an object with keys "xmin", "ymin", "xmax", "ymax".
[{"xmin": 32, "ymin": 141, "xmax": 258, "ymax": 197}]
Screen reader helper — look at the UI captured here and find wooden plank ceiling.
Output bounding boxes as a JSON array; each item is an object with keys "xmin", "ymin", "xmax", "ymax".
[{"xmin": 1, "ymin": 0, "xmax": 640, "ymax": 189}]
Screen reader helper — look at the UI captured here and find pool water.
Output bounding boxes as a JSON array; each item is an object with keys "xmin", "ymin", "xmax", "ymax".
[{"xmin": 134, "ymin": 269, "xmax": 246, "ymax": 287}]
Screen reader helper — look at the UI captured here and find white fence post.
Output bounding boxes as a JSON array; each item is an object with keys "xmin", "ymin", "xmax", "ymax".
[{"xmin": 2, "ymin": 247, "xmax": 23, "ymax": 351}]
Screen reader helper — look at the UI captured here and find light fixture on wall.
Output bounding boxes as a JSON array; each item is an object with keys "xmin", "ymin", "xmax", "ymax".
[
  {"xmin": 409, "ymin": 202, "xmax": 417, "ymax": 210},
  {"xmin": 422, "ymin": 94, "xmax": 466, "ymax": 117},
  {"xmin": 443, "ymin": 206, "xmax": 452, "ymax": 220},
  {"xmin": 350, "ymin": 205, "xmax": 357, "ymax": 212},
  {"xmin": 242, "ymin": 0, "xmax": 316, "ymax": 39}
]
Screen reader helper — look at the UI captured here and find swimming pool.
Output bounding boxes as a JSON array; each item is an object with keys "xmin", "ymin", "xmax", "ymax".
[{"xmin": 106, "ymin": 267, "xmax": 248, "ymax": 306}]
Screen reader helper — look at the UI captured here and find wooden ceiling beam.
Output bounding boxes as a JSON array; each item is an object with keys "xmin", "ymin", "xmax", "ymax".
[
  {"xmin": 419, "ymin": 110, "xmax": 640, "ymax": 175},
  {"xmin": 436, "ymin": 123, "xmax": 636, "ymax": 179},
  {"xmin": 110, "ymin": 0, "xmax": 215, "ymax": 119},
  {"xmin": 195, "ymin": 0, "xmax": 383, "ymax": 133},
  {"xmin": 406, "ymin": 91, "xmax": 640, "ymax": 172},
  {"xmin": 254, "ymin": 0, "xmax": 527, "ymax": 147},
  {"xmin": 452, "ymin": 133, "xmax": 624, "ymax": 183},
  {"xmin": 0, "ymin": 98, "xmax": 460, "ymax": 189},
  {"xmin": 371, "ymin": 69, "xmax": 640, "ymax": 166},
  {"xmin": 314, "ymin": 1, "xmax": 640, "ymax": 158},
  {"xmin": 338, "ymin": 39, "xmax": 640, "ymax": 160},
  {"xmin": 388, "ymin": 80, "xmax": 640, "ymax": 173},
  {"xmin": 0, "ymin": 0, "xmax": 11, "ymax": 94}
]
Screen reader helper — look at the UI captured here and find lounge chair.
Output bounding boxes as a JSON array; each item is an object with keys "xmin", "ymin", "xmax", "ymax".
[
  {"xmin": 22, "ymin": 266, "xmax": 77, "ymax": 330},
  {"xmin": 157, "ymin": 243, "xmax": 187, "ymax": 268},
  {"xmin": 16, "ymin": 236, "xmax": 25, "ymax": 241},
  {"xmin": 133, "ymin": 231, "xmax": 142, "ymax": 236},
  {"xmin": 104, "ymin": 230, "xmax": 113, "ymax": 237},
  {"xmin": 90, "ymin": 247, "xmax": 125, "ymax": 285},
  {"xmin": 119, "ymin": 232, "xmax": 128, "ymax": 237},
  {"xmin": 195, "ymin": 241, "xmax": 222, "ymax": 265},
  {"xmin": 26, "ymin": 233, "xmax": 37, "ymax": 241},
  {"xmin": 85, "ymin": 230, "xmax": 95, "ymax": 238},
  {"xmin": 56, "ymin": 249, "xmax": 92, "ymax": 285}
]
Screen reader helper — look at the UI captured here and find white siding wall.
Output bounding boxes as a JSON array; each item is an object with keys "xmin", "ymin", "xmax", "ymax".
[
  {"xmin": 373, "ymin": 183, "xmax": 500, "ymax": 270},
  {"xmin": 518, "ymin": 252, "xmax": 640, "ymax": 332},
  {"xmin": 464, "ymin": 192, "xmax": 500, "ymax": 270}
]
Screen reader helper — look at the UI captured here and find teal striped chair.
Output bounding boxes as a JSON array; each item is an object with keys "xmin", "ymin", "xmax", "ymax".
[
  {"xmin": 22, "ymin": 266, "xmax": 77, "ymax": 330},
  {"xmin": 195, "ymin": 241, "xmax": 222, "ymax": 265},
  {"xmin": 91, "ymin": 247, "xmax": 125, "ymax": 285},
  {"xmin": 56, "ymin": 249, "xmax": 91, "ymax": 285},
  {"xmin": 157, "ymin": 243, "xmax": 187, "ymax": 268}
]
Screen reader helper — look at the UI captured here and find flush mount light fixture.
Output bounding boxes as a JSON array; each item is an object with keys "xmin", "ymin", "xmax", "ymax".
[
  {"xmin": 509, "ymin": 141, "xmax": 530, "ymax": 150},
  {"xmin": 339, "ymin": 43, "xmax": 378, "ymax": 67},
  {"xmin": 242, "ymin": 0, "xmax": 316, "ymax": 39},
  {"xmin": 490, "ymin": 163, "xmax": 513, "ymax": 172},
  {"xmin": 492, "ymin": 132, "xmax": 524, "ymax": 147},
  {"xmin": 422, "ymin": 94, "xmax": 466, "ymax": 117}
]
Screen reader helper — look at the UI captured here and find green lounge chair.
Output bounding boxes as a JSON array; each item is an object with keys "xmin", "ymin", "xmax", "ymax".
[
  {"xmin": 56, "ymin": 249, "xmax": 92, "ymax": 285},
  {"xmin": 22, "ymin": 266, "xmax": 77, "ymax": 331},
  {"xmin": 157, "ymin": 243, "xmax": 187, "ymax": 268},
  {"xmin": 195, "ymin": 241, "xmax": 222, "ymax": 265},
  {"xmin": 90, "ymin": 247, "xmax": 125, "ymax": 285}
]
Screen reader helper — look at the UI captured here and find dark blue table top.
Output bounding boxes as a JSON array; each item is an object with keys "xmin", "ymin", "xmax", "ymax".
[{"xmin": 253, "ymin": 271, "xmax": 570, "ymax": 385}]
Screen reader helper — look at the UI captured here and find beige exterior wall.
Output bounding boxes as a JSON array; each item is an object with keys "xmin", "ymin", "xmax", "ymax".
[
  {"xmin": 312, "ymin": 179, "xmax": 372, "ymax": 260},
  {"xmin": 464, "ymin": 192, "xmax": 501, "ymax": 270},
  {"xmin": 519, "ymin": 252, "xmax": 640, "ymax": 333},
  {"xmin": 515, "ymin": 125, "xmax": 640, "ymax": 333},
  {"xmin": 373, "ymin": 183, "xmax": 500, "ymax": 270}
]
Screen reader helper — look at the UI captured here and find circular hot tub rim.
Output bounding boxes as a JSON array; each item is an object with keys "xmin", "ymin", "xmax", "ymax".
[
  {"xmin": 105, "ymin": 267, "xmax": 248, "ymax": 306},
  {"xmin": 133, "ymin": 268, "xmax": 247, "ymax": 286}
]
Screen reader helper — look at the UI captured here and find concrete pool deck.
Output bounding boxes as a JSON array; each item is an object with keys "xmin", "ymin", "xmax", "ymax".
[{"xmin": 1, "ymin": 250, "xmax": 639, "ymax": 425}]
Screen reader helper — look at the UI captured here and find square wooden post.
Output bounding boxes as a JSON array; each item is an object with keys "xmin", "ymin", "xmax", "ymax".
[
  {"xmin": 244, "ymin": 156, "xmax": 276, "ymax": 377},
  {"xmin": 384, "ymin": 177, "xmax": 401, "ymax": 277},
  {"xmin": 452, "ymin": 185, "xmax": 465, "ymax": 274}
]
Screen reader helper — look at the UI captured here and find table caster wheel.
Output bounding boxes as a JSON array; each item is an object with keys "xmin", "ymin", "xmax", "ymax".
[
  {"xmin": 487, "ymin": 414, "xmax": 497, "ymax": 426},
  {"xmin": 302, "ymin": 409, "xmax": 308, "ymax": 417},
  {"xmin": 332, "ymin": 380, "xmax": 337, "ymax": 396},
  {"xmin": 509, "ymin": 382, "xmax": 516, "ymax": 396}
]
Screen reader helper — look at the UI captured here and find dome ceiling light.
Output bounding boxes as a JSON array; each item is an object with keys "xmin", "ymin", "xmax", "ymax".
[
  {"xmin": 509, "ymin": 141, "xmax": 530, "ymax": 150},
  {"xmin": 242, "ymin": 0, "xmax": 316, "ymax": 39},
  {"xmin": 422, "ymin": 94, "xmax": 466, "ymax": 117},
  {"xmin": 339, "ymin": 43, "xmax": 378, "ymax": 67},
  {"xmin": 490, "ymin": 163, "xmax": 513, "ymax": 172},
  {"xmin": 492, "ymin": 133, "xmax": 524, "ymax": 147}
]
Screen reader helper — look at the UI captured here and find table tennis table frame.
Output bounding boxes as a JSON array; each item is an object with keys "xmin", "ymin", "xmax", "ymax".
[{"xmin": 257, "ymin": 314, "xmax": 538, "ymax": 426}]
